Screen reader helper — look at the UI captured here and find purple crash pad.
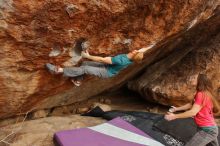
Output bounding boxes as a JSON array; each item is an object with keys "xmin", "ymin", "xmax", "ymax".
[{"xmin": 54, "ymin": 117, "xmax": 163, "ymax": 146}]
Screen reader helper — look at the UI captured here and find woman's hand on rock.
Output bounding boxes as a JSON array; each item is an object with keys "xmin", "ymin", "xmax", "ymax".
[{"xmin": 81, "ymin": 50, "xmax": 90, "ymax": 58}]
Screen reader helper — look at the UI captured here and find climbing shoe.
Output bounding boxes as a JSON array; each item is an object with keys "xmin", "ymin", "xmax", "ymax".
[{"xmin": 45, "ymin": 63, "xmax": 60, "ymax": 74}]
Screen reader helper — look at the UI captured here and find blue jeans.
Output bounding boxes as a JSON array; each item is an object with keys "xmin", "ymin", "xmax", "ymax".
[
  {"xmin": 63, "ymin": 61, "xmax": 109, "ymax": 78},
  {"xmin": 185, "ymin": 127, "xmax": 219, "ymax": 146}
]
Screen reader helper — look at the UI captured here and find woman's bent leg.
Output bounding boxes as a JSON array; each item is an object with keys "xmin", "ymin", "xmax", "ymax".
[{"xmin": 186, "ymin": 128, "xmax": 218, "ymax": 146}]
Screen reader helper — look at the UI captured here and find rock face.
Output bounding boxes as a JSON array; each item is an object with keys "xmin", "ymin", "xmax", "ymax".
[
  {"xmin": 129, "ymin": 28, "xmax": 220, "ymax": 108},
  {"xmin": 0, "ymin": 0, "xmax": 219, "ymax": 119}
]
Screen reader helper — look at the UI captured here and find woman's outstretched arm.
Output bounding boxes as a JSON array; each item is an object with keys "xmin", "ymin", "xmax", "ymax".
[
  {"xmin": 165, "ymin": 103, "xmax": 202, "ymax": 121},
  {"xmin": 169, "ymin": 103, "xmax": 193, "ymax": 112},
  {"xmin": 81, "ymin": 51, "xmax": 112, "ymax": 64}
]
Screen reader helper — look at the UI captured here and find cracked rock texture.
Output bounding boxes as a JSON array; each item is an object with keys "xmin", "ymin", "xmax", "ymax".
[
  {"xmin": 129, "ymin": 32, "xmax": 220, "ymax": 108},
  {"xmin": 0, "ymin": 0, "xmax": 219, "ymax": 118}
]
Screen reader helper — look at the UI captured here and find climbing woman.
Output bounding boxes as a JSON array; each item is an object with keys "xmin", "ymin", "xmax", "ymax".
[
  {"xmin": 46, "ymin": 49, "xmax": 144, "ymax": 86},
  {"xmin": 165, "ymin": 73, "xmax": 219, "ymax": 146}
]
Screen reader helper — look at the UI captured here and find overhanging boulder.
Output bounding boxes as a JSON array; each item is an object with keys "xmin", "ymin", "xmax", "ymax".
[{"xmin": 0, "ymin": 0, "xmax": 219, "ymax": 119}]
